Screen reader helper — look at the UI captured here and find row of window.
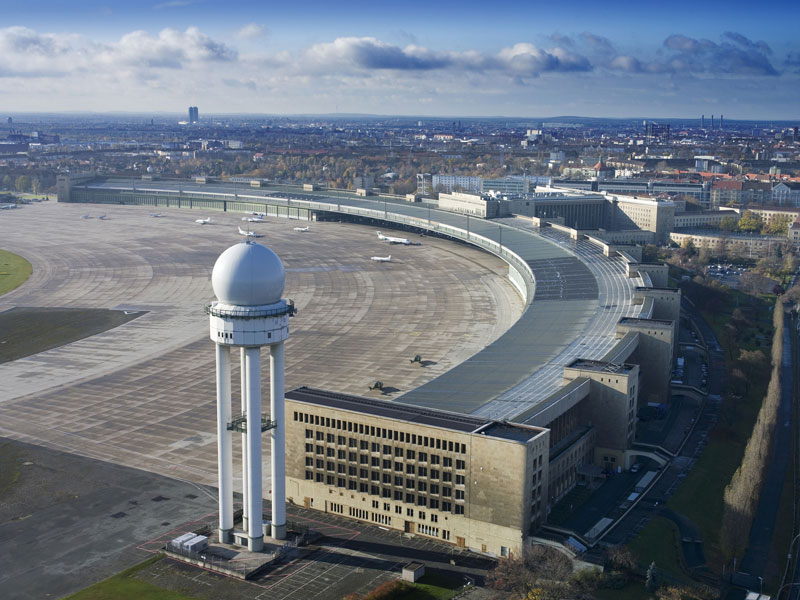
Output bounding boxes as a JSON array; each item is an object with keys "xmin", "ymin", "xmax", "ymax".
[
  {"xmin": 304, "ymin": 453, "xmax": 465, "ymax": 478},
  {"xmin": 305, "ymin": 464, "xmax": 464, "ymax": 496},
  {"xmin": 295, "ymin": 412, "xmax": 467, "ymax": 454}
]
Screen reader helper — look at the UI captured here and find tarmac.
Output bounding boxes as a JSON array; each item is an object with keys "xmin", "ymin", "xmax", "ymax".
[{"xmin": 0, "ymin": 201, "xmax": 522, "ymax": 489}]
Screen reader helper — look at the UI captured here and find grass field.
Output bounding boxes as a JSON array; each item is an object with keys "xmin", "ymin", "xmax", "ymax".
[
  {"xmin": 0, "ymin": 307, "xmax": 145, "ymax": 363},
  {"xmin": 0, "ymin": 249, "xmax": 32, "ymax": 296},
  {"xmin": 628, "ymin": 517, "xmax": 685, "ymax": 579},
  {"xmin": 408, "ymin": 571, "xmax": 464, "ymax": 599},
  {"xmin": 63, "ymin": 556, "xmax": 199, "ymax": 600}
]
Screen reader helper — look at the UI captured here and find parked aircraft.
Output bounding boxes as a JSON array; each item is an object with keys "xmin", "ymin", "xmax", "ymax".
[
  {"xmin": 370, "ymin": 255, "xmax": 392, "ymax": 262},
  {"xmin": 98, "ymin": 214, "xmax": 108, "ymax": 220},
  {"xmin": 377, "ymin": 231, "xmax": 411, "ymax": 245},
  {"xmin": 238, "ymin": 226, "xmax": 263, "ymax": 238},
  {"xmin": 242, "ymin": 215, "xmax": 264, "ymax": 222},
  {"xmin": 149, "ymin": 213, "xmax": 164, "ymax": 218},
  {"xmin": 293, "ymin": 226, "xmax": 309, "ymax": 232},
  {"xmin": 195, "ymin": 217, "xmax": 212, "ymax": 224}
]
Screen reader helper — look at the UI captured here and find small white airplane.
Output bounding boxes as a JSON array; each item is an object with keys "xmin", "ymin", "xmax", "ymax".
[
  {"xmin": 195, "ymin": 217, "xmax": 212, "ymax": 224},
  {"xmin": 81, "ymin": 214, "xmax": 92, "ymax": 219},
  {"xmin": 149, "ymin": 213, "xmax": 164, "ymax": 218},
  {"xmin": 98, "ymin": 214, "xmax": 108, "ymax": 220},
  {"xmin": 251, "ymin": 212, "xmax": 265, "ymax": 217},
  {"xmin": 238, "ymin": 226, "xmax": 263, "ymax": 238},
  {"xmin": 293, "ymin": 226, "xmax": 309, "ymax": 232},
  {"xmin": 377, "ymin": 231, "xmax": 411, "ymax": 245},
  {"xmin": 371, "ymin": 255, "xmax": 392, "ymax": 262},
  {"xmin": 242, "ymin": 215, "xmax": 264, "ymax": 222}
]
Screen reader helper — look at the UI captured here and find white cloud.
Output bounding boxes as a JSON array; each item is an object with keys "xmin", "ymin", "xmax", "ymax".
[{"xmin": 235, "ymin": 23, "xmax": 266, "ymax": 40}]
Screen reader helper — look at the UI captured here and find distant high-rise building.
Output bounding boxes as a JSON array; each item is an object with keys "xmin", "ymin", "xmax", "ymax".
[
  {"xmin": 645, "ymin": 121, "xmax": 670, "ymax": 143},
  {"xmin": 711, "ymin": 115, "xmax": 715, "ymax": 129},
  {"xmin": 701, "ymin": 115, "xmax": 705, "ymax": 129},
  {"xmin": 188, "ymin": 106, "xmax": 199, "ymax": 124},
  {"xmin": 720, "ymin": 115, "xmax": 724, "ymax": 129}
]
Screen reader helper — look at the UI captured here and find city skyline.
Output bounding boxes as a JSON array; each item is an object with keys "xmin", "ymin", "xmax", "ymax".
[{"xmin": 1, "ymin": 0, "xmax": 798, "ymax": 119}]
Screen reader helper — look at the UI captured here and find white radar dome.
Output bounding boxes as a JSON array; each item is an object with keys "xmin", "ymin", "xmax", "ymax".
[{"xmin": 212, "ymin": 241, "xmax": 285, "ymax": 306}]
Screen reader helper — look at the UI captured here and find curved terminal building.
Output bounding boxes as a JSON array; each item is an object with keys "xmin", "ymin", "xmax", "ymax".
[{"xmin": 58, "ymin": 174, "xmax": 681, "ymax": 556}]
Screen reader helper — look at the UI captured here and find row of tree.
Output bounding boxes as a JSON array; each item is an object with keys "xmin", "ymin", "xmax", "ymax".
[
  {"xmin": 720, "ymin": 301, "xmax": 785, "ymax": 560},
  {"xmin": 720, "ymin": 210, "xmax": 794, "ymax": 236}
]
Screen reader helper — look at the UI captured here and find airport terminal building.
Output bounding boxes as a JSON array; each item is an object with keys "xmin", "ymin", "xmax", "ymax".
[{"xmin": 58, "ymin": 175, "xmax": 682, "ymax": 556}]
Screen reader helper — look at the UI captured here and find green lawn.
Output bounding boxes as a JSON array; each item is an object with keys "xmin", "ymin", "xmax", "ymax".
[
  {"xmin": 63, "ymin": 556, "xmax": 199, "ymax": 600},
  {"xmin": 0, "ymin": 249, "xmax": 32, "ymax": 296},
  {"xmin": 628, "ymin": 517, "xmax": 685, "ymax": 579},
  {"xmin": 408, "ymin": 572, "xmax": 464, "ymax": 599}
]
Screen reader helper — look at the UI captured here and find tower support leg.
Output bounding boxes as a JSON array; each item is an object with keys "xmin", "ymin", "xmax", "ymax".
[
  {"xmin": 245, "ymin": 347, "xmax": 264, "ymax": 552},
  {"xmin": 270, "ymin": 342, "xmax": 286, "ymax": 540},
  {"xmin": 215, "ymin": 344, "xmax": 233, "ymax": 543},
  {"xmin": 240, "ymin": 348, "xmax": 248, "ymax": 532}
]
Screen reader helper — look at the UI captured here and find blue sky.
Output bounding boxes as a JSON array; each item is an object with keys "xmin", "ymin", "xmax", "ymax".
[{"xmin": 1, "ymin": 0, "xmax": 798, "ymax": 118}]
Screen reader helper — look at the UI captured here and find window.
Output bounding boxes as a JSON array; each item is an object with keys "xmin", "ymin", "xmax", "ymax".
[
  {"xmin": 383, "ymin": 445, "xmax": 391, "ymax": 455},
  {"xmin": 338, "ymin": 436, "xmax": 346, "ymax": 445},
  {"xmin": 382, "ymin": 488, "xmax": 391, "ymax": 498},
  {"xmin": 371, "ymin": 443, "xmax": 380, "ymax": 452},
  {"xmin": 429, "ymin": 498, "xmax": 439, "ymax": 509},
  {"xmin": 337, "ymin": 464, "xmax": 346, "ymax": 474},
  {"xmin": 431, "ymin": 469, "xmax": 440, "ymax": 480},
  {"xmin": 394, "ymin": 462, "xmax": 403, "ymax": 472},
  {"xmin": 316, "ymin": 473, "xmax": 324, "ymax": 482},
  {"xmin": 305, "ymin": 429, "xmax": 313, "ymax": 439},
  {"xmin": 382, "ymin": 473, "xmax": 391, "ymax": 484},
  {"xmin": 371, "ymin": 471, "xmax": 380, "ymax": 481},
  {"xmin": 418, "ymin": 482, "xmax": 427, "ymax": 492},
  {"xmin": 443, "ymin": 457, "xmax": 452, "ymax": 468},
  {"xmin": 405, "ymin": 493, "xmax": 415, "ymax": 503},
  {"xmin": 305, "ymin": 443, "xmax": 313, "ymax": 452},
  {"xmin": 338, "ymin": 450, "xmax": 346, "ymax": 460},
  {"xmin": 443, "ymin": 472, "xmax": 452, "ymax": 483},
  {"xmin": 326, "ymin": 448, "xmax": 335, "ymax": 457},
  {"xmin": 394, "ymin": 490, "xmax": 403, "ymax": 501},
  {"xmin": 454, "ymin": 504, "xmax": 464, "ymax": 515},
  {"xmin": 316, "ymin": 459, "xmax": 324, "ymax": 469},
  {"xmin": 442, "ymin": 501, "xmax": 451, "ymax": 512},
  {"xmin": 442, "ymin": 487, "xmax": 452, "ymax": 497},
  {"xmin": 407, "ymin": 508, "xmax": 414, "ymax": 517},
  {"xmin": 305, "ymin": 457, "xmax": 313, "ymax": 466},
  {"xmin": 406, "ymin": 464, "xmax": 415, "ymax": 475},
  {"xmin": 394, "ymin": 476, "xmax": 403, "ymax": 486},
  {"xmin": 456, "ymin": 459, "xmax": 465, "ymax": 470},
  {"xmin": 455, "ymin": 475, "xmax": 465, "ymax": 485},
  {"xmin": 372, "ymin": 500, "xmax": 379, "ymax": 508},
  {"xmin": 326, "ymin": 475, "xmax": 334, "ymax": 485},
  {"xmin": 395, "ymin": 447, "xmax": 403, "ymax": 457},
  {"xmin": 326, "ymin": 433, "xmax": 334, "ymax": 443},
  {"xmin": 430, "ymin": 514, "xmax": 438, "ymax": 523},
  {"xmin": 349, "ymin": 452, "xmax": 357, "ymax": 462},
  {"xmin": 371, "ymin": 485, "xmax": 380, "ymax": 496},
  {"xmin": 360, "ymin": 455, "xmax": 368, "ymax": 464},
  {"xmin": 305, "ymin": 470, "xmax": 313, "ymax": 480},
  {"xmin": 360, "ymin": 468, "xmax": 368, "ymax": 478},
  {"xmin": 406, "ymin": 478, "xmax": 415, "ymax": 489},
  {"xmin": 371, "ymin": 457, "xmax": 380, "ymax": 467},
  {"xmin": 382, "ymin": 459, "xmax": 391, "ymax": 469},
  {"xmin": 406, "ymin": 449, "xmax": 416, "ymax": 460},
  {"xmin": 348, "ymin": 466, "xmax": 357, "ymax": 476},
  {"xmin": 337, "ymin": 478, "xmax": 346, "ymax": 488},
  {"xmin": 418, "ymin": 452, "xmax": 427, "ymax": 462},
  {"xmin": 430, "ymin": 455, "xmax": 440, "ymax": 465},
  {"xmin": 349, "ymin": 438, "xmax": 357, "ymax": 447},
  {"xmin": 418, "ymin": 467, "xmax": 427, "ymax": 478},
  {"xmin": 327, "ymin": 461, "xmax": 335, "ymax": 472},
  {"xmin": 417, "ymin": 496, "xmax": 427, "ymax": 506},
  {"xmin": 455, "ymin": 490, "xmax": 464, "ymax": 500},
  {"xmin": 316, "ymin": 445, "xmax": 324, "ymax": 455},
  {"xmin": 360, "ymin": 441, "xmax": 369, "ymax": 450},
  {"xmin": 430, "ymin": 484, "xmax": 439, "ymax": 495},
  {"xmin": 418, "ymin": 511, "xmax": 426, "ymax": 520},
  {"xmin": 395, "ymin": 505, "xmax": 402, "ymax": 514},
  {"xmin": 316, "ymin": 431, "xmax": 324, "ymax": 441}
]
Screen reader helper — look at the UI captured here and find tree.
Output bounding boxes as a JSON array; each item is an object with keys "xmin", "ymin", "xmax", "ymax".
[
  {"xmin": 719, "ymin": 217, "xmax": 738, "ymax": 232},
  {"xmin": 1, "ymin": 174, "xmax": 11, "ymax": 189},
  {"xmin": 646, "ymin": 562, "xmax": 658, "ymax": 592},
  {"xmin": 14, "ymin": 175, "xmax": 31, "ymax": 192},
  {"xmin": 737, "ymin": 210, "xmax": 763, "ymax": 233},
  {"xmin": 487, "ymin": 545, "xmax": 575, "ymax": 599},
  {"xmin": 763, "ymin": 214, "xmax": 793, "ymax": 235}
]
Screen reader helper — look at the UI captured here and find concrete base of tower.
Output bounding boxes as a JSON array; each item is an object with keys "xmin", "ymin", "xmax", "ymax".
[
  {"xmin": 247, "ymin": 535, "xmax": 264, "ymax": 552},
  {"xmin": 272, "ymin": 523, "xmax": 286, "ymax": 540},
  {"xmin": 219, "ymin": 528, "xmax": 234, "ymax": 544}
]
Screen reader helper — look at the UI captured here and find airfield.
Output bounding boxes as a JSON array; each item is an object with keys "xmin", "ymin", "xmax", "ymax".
[{"xmin": 0, "ymin": 202, "xmax": 522, "ymax": 489}]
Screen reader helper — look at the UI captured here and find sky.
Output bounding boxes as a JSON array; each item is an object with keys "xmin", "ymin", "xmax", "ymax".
[{"xmin": 1, "ymin": 0, "xmax": 798, "ymax": 119}]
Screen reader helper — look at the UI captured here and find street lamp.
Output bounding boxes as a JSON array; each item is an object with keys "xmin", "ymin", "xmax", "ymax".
[{"xmin": 778, "ymin": 534, "xmax": 800, "ymax": 599}]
